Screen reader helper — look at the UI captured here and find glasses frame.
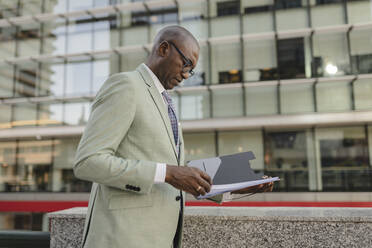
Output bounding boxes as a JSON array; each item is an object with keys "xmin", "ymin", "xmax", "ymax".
[{"xmin": 167, "ymin": 41, "xmax": 195, "ymax": 77}]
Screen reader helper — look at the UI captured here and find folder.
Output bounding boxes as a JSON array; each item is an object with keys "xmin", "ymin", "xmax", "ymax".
[{"xmin": 187, "ymin": 151, "xmax": 280, "ymax": 200}]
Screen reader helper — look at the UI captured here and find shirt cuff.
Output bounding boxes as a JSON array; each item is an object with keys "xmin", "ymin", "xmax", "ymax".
[{"xmin": 154, "ymin": 163, "xmax": 166, "ymax": 184}]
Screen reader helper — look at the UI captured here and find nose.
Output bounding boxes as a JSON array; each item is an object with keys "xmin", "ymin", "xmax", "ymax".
[{"xmin": 182, "ymin": 71, "xmax": 190, "ymax": 80}]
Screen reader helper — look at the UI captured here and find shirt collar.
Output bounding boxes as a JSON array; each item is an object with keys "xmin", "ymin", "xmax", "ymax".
[{"xmin": 143, "ymin": 63, "xmax": 166, "ymax": 95}]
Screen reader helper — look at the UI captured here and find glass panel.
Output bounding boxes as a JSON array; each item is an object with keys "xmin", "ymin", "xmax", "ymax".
[
  {"xmin": 179, "ymin": 0, "xmax": 208, "ymax": 40},
  {"xmin": 280, "ymin": 83, "xmax": 315, "ymax": 114},
  {"xmin": 316, "ymin": 81, "xmax": 352, "ymax": 112},
  {"xmin": 13, "ymin": 102, "xmax": 37, "ymax": 127},
  {"xmin": 245, "ymin": 84, "xmax": 278, "ymax": 115},
  {"xmin": 17, "ymin": 140, "xmax": 53, "ymax": 191},
  {"xmin": 120, "ymin": 49, "xmax": 147, "ymax": 72},
  {"xmin": 316, "ymin": 126, "xmax": 371, "ymax": 191},
  {"xmin": 310, "ymin": 0, "xmax": 345, "ymax": 27},
  {"xmin": 0, "ymin": 26, "xmax": 16, "ymax": 59},
  {"xmin": 0, "ymin": 104, "xmax": 11, "ymax": 129},
  {"xmin": 354, "ymin": 78, "xmax": 372, "ymax": 110},
  {"xmin": 211, "ymin": 16, "xmax": 240, "ymax": 37},
  {"xmin": 17, "ymin": 23, "xmax": 41, "ymax": 57},
  {"xmin": 94, "ymin": 0, "xmax": 114, "ymax": 8},
  {"xmin": 212, "ymin": 87, "xmax": 244, "ymax": 118},
  {"xmin": 312, "ymin": 32, "xmax": 351, "ymax": 77},
  {"xmin": 0, "ymin": 63, "xmax": 14, "ymax": 98},
  {"xmin": 38, "ymin": 102, "xmax": 64, "ymax": 126},
  {"xmin": 264, "ymin": 130, "xmax": 309, "ymax": 191},
  {"xmin": 179, "ymin": 90, "xmax": 210, "ymax": 120},
  {"xmin": 39, "ymin": 61, "xmax": 65, "ymax": 96},
  {"xmin": 244, "ymin": 39, "xmax": 277, "ymax": 82},
  {"xmin": 19, "ymin": 0, "xmax": 42, "ymax": 16},
  {"xmin": 42, "ymin": 19, "xmax": 67, "ymax": 55},
  {"xmin": 65, "ymin": 60, "xmax": 92, "ymax": 96},
  {"xmin": 210, "ymin": 0, "xmax": 240, "ymax": 17},
  {"xmin": 93, "ymin": 14, "xmax": 120, "ymax": 51},
  {"xmin": 68, "ymin": 0, "xmax": 93, "ymax": 11},
  {"xmin": 44, "ymin": 0, "xmax": 67, "ymax": 14},
  {"xmin": 278, "ymin": 37, "xmax": 311, "ymax": 80},
  {"xmin": 15, "ymin": 61, "xmax": 39, "ymax": 97},
  {"xmin": 67, "ymin": 17, "xmax": 93, "ymax": 54},
  {"xmin": 92, "ymin": 58, "xmax": 110, "ymax": 93},
  {"xmin": 211, "ymin": 42, "xmax": 242, "ymax": 84},
  {"xmin": 347, "ymin": 0, "xmax": 372, "ymax": 24},
  {"xmin": 0, "ymin": 0, "xmax": 19, "ymax": 18},
  {"xmin": 218, "ymin": 130, "xmax": 264, "ymax": 170},
  {"xmin": 242, "ymin": 0, "xmax": 275, "ymax": 33},
  {"xmin": 64, "ymin": 101, "xmax": 91, "ymax": 125},
  {"xmin": 180, "ymin": 20, "xmax": 208, "ymax": 41},
  {"xmin": 350, "ymin": 28, "xmax": 372, "ymax": 74},
  {"xmin": 0, "ymin": 141, "xmax": 16, "ymax": 191},
  {"xmin": 275, "ymin": 0, "xmax": 309, "ymax": 30},
  {"xmin": 209, "ymin": 0, "xmax": 240, "ymax": 37},
  {"xmin": 53, "ymin": 138, "xmax": 91, "ymax": 192},
  {"xmin": 183, "ymin": 44, "xmax": 208, "ymax": 87},
  {"xmin": 122, "ymin": 26, "xmax": 149, "ymax": 46},
  {"xmin": 184, "ymin": 132, "xmax": 216, "ymax": 161}
]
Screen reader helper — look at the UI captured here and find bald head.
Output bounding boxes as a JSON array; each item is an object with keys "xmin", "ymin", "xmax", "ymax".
[
  {"xmin": 146, "ymin": 25, "xmax": 200, "ymax": 90},
  {"xmin": 151, "ymin": 25, "xmax": 199, "ymax": 55}
]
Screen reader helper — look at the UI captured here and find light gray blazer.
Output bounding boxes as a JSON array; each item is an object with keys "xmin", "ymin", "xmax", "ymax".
[{"xmin": 73, "ymin": 63, "xmax": 185, "ymax": 248}]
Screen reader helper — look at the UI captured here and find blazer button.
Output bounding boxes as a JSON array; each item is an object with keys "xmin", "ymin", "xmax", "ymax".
[{"xmin": 175, "ymin": 196, "xmax": 181, "ymax": 201}]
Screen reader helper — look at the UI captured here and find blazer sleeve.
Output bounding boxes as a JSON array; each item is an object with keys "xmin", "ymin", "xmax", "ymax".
[{"xmin": 73, "ymin": 73, "xmax": 157, "ymax": 195}]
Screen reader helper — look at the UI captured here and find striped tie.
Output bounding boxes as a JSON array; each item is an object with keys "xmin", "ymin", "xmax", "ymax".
[{"xmin": 162, "ymin": 91, "xmax": 179, "ymax": 153}]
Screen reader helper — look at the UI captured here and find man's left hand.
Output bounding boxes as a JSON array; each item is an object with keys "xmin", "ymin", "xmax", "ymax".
[{"xmin": 231, "ymin": 175, "xmax": 274, "ymax": 194}]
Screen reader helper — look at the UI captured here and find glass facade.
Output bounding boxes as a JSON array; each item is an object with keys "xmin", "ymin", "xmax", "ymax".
[{"xmin": 0, "ymin": 0, "xmax": 372, "ymax": 230}]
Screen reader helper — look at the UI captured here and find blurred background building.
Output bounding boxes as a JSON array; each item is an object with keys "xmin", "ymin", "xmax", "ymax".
[{"xmin": 0, "ymin": 0, "xmax": 372, "ymax": 231}]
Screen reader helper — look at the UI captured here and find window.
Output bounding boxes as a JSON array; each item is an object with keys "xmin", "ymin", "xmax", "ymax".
[
  {"xmin": 316, "ymin": 0, "xmax": 343, "ymax": 4},
  {"xmin": 351, "ymin": 54, "xmax": 372, "ymax": 74},
  {"xmin": 242, "ymin": 0, "xmax": 275, "ymax": 33},
  {"xmin": 211, "ymin": 42, "xmax": 242, "ymax": 84},
  {"xmin": 15, "ymin": 62, "xmax": 39, "ymax": 97},
  {"xmin": 277, "ymin": 38, "xmax": 306, "ymax": 79},
  {"xmin": 212, "ymin": 87, "xmax": 244, "ymax": 117},
  {"xmin": 312, "ymin": 32, "xmax": 351, "ymax": 77},
  {"xmin": 316, "ymin": 126, "xmax": 371, "ymax": 191},
  {"xmin": 180, "ymin": 89, "xmax": 210, "ymax": 120},
  {"xmin": 244, "ymin": 38, "xmax": 278, "ymax": 82},
  {"xmin": 275, "ymin": 0, "xmax": 302, "ymax": 9},
  {"xmin": 184, "ymin": 133, "xmax": 216, "ymax": 161},
  {"xmin": 219, "ymin": 70, "xmax": 242, "ymax": 84},
  {"xmin": 217, "ymin": 1, "xmax": 240, "ymax": 17},
  {"xmin": 350, "ymin": 28, "xmax": 372, "ymax": 74},
  {"xmin": 131, "ymin": 7, "xmax": 178, "ymax": 26},
  {"xmin": 264, "ymin": 130, "xmax": 309, "ymax": 191}
]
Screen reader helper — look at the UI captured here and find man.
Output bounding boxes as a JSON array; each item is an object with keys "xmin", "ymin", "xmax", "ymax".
[{"xmin": 74, "ymin": 26, "xmax": 272, "ymax": 248}]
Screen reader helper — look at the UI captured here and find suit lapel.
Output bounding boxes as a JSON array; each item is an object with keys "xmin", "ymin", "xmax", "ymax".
[{"xmin": 136, "ymin": 64, "xmax": 178, "ymax": 160}]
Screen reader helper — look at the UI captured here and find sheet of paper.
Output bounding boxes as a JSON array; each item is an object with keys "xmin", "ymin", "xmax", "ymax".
[{"xmin": 197, "ymin": 177, "xmax": 280, "ymax": 199}]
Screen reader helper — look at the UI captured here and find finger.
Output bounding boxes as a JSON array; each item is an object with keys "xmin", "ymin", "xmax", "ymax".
[
  {"xmin": 197, "ymin": 177, "xmax": 211, "ymax": 193},
  {"xmin": 199, "ymin": 170, "xmax": 212, "ymax": 185},
  {"xmin": 192, "ymin": 183, "xmax": 205, "ymax": 196}
]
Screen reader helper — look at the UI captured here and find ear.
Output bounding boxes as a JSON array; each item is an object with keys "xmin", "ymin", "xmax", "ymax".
[{"xmin": 157, "ymin": 41, "xmax": 170, "ymax": 57}]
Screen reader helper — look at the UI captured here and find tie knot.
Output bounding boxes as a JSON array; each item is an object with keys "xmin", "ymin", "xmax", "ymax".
[{"xmin": 162, "ymin": 91, "xmax": 172, "ymax": 105}]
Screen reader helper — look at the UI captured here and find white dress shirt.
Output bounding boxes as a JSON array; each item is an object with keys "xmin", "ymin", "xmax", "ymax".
[{"xmin": 143, "ymin": 64, "xmax": 168, "ymax": 184}]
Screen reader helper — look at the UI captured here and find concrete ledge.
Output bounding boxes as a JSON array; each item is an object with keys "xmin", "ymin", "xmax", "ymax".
[{"xmin": 48, "ymin": 207, "xmax": 372, "ymax": 248}]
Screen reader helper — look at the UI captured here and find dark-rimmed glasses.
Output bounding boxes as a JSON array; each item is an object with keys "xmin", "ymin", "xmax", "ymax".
[{"xmin": 167, "ymin": 41, "xmax": 195, "ymax": 77}]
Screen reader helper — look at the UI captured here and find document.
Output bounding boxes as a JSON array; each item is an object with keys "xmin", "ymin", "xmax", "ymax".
[
  {"xmin": 187, "ymin": 151, "xmax": 280, "ymax": 200},
  {"xmin": 196, "ymin": 177, "xmax": 280, "ymax": 199}
]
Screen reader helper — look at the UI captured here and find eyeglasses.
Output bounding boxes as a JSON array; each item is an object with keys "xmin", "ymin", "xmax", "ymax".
[{"xmin": 167, "ymin": 41, "xmax": 195, "ymax": 77}]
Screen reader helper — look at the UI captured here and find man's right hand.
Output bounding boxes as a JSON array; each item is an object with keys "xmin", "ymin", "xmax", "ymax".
[{"xmin": 165, "ymin": 165, "xmax": 212, "ymax": 197}]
